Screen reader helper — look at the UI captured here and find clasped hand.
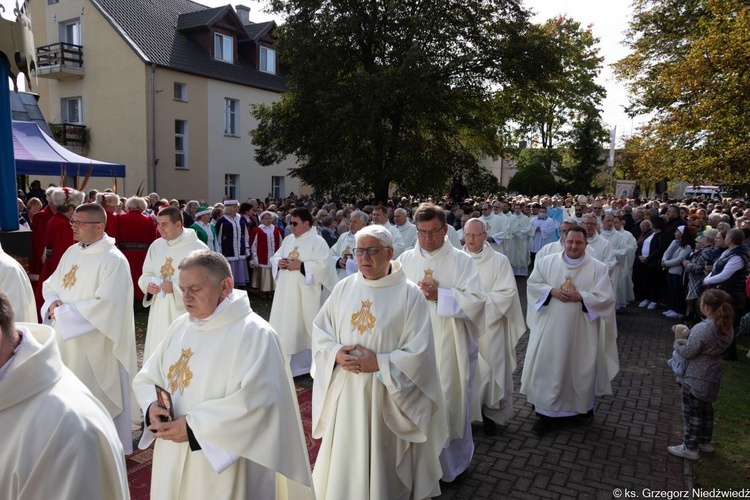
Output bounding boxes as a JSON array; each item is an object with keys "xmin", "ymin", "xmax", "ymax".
[
  {"xmin": 336, "ymin": 344, "xmax": 378, "ymax": 373},
  {"xmin": 550, "ymin": 287, "xmax": 583, "ymax": 303}
]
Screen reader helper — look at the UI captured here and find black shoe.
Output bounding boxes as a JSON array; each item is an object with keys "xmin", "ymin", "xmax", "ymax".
[
  {"xmin": 440, "ymin": 469, "xmax": 468, "ymax": 485},
  {"xmin": 482, "ymin": 414, "xmax": 497, "ymax": 436},
  {"xmin": 533, "ymin": 415, "xmax": 553, "ymax": 435}
]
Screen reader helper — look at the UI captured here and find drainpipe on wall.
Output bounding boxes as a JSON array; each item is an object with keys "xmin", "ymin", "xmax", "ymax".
[{"xmin": 150, "ymin": 63, "xmax": 157, "ymax": 192}]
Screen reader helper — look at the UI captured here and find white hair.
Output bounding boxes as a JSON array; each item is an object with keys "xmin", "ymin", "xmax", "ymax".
[
  {"xmin": 355, "ymin": 225, "xmax": 393, "ymax": 248},
  {"xmin": 350, "ymin": 210, "xmax": 370, "ymax": 225}
]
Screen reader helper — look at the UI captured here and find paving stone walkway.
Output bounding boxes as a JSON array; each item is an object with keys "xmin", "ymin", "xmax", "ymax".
[{"xmin": 438, "ymin": 277, "xmax": 689, "ymax": 499}]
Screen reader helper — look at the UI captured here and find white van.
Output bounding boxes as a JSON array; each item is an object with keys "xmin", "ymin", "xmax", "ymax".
[{"xmin": 683, "ymin": 185, "xmax": 722, "ymax": 199}]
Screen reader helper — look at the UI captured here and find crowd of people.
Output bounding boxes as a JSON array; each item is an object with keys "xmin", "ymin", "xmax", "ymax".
[{"xmin": 3, "ymin": 180, "xmax": 748, "ymax": 498}]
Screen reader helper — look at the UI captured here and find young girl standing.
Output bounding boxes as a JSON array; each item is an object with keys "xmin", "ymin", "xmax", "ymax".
[{"xmin": 668, "ymin": 288, "xmax": 734, "ymax": 460}]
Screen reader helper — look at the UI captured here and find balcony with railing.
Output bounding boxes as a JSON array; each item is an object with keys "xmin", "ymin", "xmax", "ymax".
[
  {"xmin": 36, "ymin": 43, "xmax": 84, "ymax": 79},
  {"xmin": 50, "ymin": 123, "xmax": 89, "ymax": 153}
]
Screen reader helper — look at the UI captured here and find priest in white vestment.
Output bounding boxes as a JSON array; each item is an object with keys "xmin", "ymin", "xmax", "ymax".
[
  {"xmin": 371, "ymin": 206, "xmax": 405, "ymax": 257},
  {"xmin": 581, "ymin": 214, "xmax": 618, "ymax": 276},
  {"xmin": 521, "ymin": 227, "xmax": 619, "ymax": 434},
  {"xmin": 270, "ymin": 207, "xmax": 338, "ymax": 376},
  {"xmin": 0, "ymin": 293, "xmax": 130, "ymax": 500},
  {"xmin": 461, "ymin": 220, "xmax": 526, "ymax": 432},
  {"xmin": 330, "ymin": 210, "xmax": 368, "ymax": 280},
  {"xmin": 394, "ymin": 208, "xmax": 417, "ymax": 250},
  {"xmin": 41, "ymin": 203, "xmax": 139, "ymax": 454},
  {"xmin": 530, "ymin": 207, "xmax": 557, "ymax": 260},
  {"xmin": 599, "ymin": 212, "xmax": 633, "ymax": 310},
  {"xmin": 397, "ymin": 203, "xmax": 485, "ymax": 482},
  {"xmin": 0, "ymin": 242, "xmax": 36, "ymax": 323},
  {"xmin": 134, "ymin": 250, "xmax": 313, "ymax": 500},
  {"xmin": 614, "ymin": 215, "xmax": 637, "ymax": 305},
  {"xmin": 139, "ymin": 206, "xmax": 207, "ymax": 360},
  {"xmin": 505, "ymin": 203, "xmax": 534, "ymax": 276},
  {"xmin": 312, "ymin": 225, "xmax": 446, "ymax": 500}
]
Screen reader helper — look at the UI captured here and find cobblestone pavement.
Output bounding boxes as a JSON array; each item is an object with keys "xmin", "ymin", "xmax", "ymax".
[{"xmin": 437, "ymin": 277, "xmax": 689, "ymax": 499}]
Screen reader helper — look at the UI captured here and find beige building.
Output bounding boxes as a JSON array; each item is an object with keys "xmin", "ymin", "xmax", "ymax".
[{"xmin": 30, "ymin": 0, "xmax": 301, "ymax": 202}]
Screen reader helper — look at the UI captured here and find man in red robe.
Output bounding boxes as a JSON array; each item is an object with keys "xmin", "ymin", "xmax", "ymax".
[
  {"xmin": 34, "ymin": 188, "xmax": 85, "ymax": 316},
  {"xmin": 116, "ymin": 196, "xmax": 157, "ymax": 301},
  {"xmin": 97, "ymin": 192, "xmax": 120, "ymax": 241},
  {"xmin": 29, "ymin": 187, "xmax": 56, "ymax": 280}
]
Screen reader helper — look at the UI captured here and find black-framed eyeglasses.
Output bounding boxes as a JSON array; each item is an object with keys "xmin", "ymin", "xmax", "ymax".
[
  {"xmin": 353, "ymin": 246, "xmax": 387, "ymax": 256},
  {"xmin": 482, "ymin": 207, "xmax": 491, "ymax": 211},
  {"xmin": 417, "ymin": 225, "xmax": 446, "ymax": 237},
  {"xmin": 289, "ymin": 221, "xmax": 299, "ymax": 226},
  {"xmin": 70, "ymin": 220, "xmax": 101, "ymax": 227}
]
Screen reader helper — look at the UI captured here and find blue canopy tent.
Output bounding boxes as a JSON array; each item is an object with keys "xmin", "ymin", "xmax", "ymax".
[{"xmin": 12, "ymin": 120, "xmax": 126, "ymax": 177}]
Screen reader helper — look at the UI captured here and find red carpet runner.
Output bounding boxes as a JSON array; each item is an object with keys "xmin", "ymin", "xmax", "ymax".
[{"xmin": 126, "ymin": 385, "xmax": 319, "ymax": 500}]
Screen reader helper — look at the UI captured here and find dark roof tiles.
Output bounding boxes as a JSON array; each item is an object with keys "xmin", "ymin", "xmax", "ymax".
[{"xmin": 90, "ymin": 0, "xmax": 286, "ymax": 92}]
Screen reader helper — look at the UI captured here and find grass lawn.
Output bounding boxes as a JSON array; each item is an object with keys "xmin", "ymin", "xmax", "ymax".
[{"xmin": 693, "ymin": 337, "xmax": 750, "ymax": 488}]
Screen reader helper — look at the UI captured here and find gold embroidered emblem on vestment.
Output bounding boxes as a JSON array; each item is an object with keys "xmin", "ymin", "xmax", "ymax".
[
  {"xmin": 160, "ymin": 257, "xmax": 175, "ymax": 280},
  {"xmin": 167, "ymin": 348, "xmax": 194, "ymax": 395},
  {"xmin": 351, "ymin": 300, "xmax": 376, "ymax": 335},
  {"xmin": 287, "ymin": 246, "xmax": 300, "ymax": 259},
  {"xmin": 418, "ymin": 269, "xmax": 439, "ymax": 287},
  {"xmin": 62, "ymin": 265, "xmax": 78, "ymax": 290},
  {"xmin": 560, "ymin": 275, "xmax": 577, "ymax": 292},
  {"xmin": 485, "ymin": 222, "xmax": 491, "ymax": 231},
  {"xmin": 342, "ymin": 245, "xmax": 352, "ymax": 257}
]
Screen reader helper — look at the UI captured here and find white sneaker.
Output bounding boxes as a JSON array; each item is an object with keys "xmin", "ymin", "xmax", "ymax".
[
  {"xmin": 647, "ymin": 302, "xmax": 658, "ymax": 310},
  {"xmin": 699, "ymin": 443, "xmax": 715, "ymax": 453},
  {"xmin": 666, "ymin": 311, "xmax": 683, "ymax": 319},
  {"xmin": 663, "ymin": 310, "xmax": 675, "ymax": 316},
  {"xmin": 639, "ymin": 299, "xmax": 650, "ymax": 308},
  {"xmin": 668, "ymin": 444, "xmax": 699, "ymax": 460}
]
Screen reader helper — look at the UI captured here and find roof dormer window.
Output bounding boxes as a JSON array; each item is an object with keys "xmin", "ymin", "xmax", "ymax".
[
  {"xmin": 260, "ymin": 46, "xmax": 276, "ymax": 75},
  {"xmin": 214, "ymin": 33, "xmax": 234, "ymax": 63}
]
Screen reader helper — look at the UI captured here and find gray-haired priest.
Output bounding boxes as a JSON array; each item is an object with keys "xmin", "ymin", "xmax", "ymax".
[
  {"xmin": 312, "ymin": 225, "xmax": 445, "ymax": 499},
  {"xmin": 133, "ymin": 250, "xmax": 313, "ymax": 499}
]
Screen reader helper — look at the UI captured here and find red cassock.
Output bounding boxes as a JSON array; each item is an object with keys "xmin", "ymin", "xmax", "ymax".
[
  {"xmin": 35, "ymin": 212, "xmax": 76, "ymax": 319},
  {"xmin": 117, "ymin": 211, "xmax": 157, "ymax": 300},
  {"xmin": 105, "ymin": 212, "xmax": 119, "ymax": 241},
  {"xmin": 30, "ymin": 205, "xmax": 54, "ymax": 277}
]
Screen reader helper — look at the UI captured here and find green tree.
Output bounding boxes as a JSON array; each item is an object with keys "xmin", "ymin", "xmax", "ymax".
[
  {"xmin": 252, "ymin": 0, "xmax": 553, "ymax": 201},
  {"xmin": 614, "ymin": 0, "xmax": 750, "ymax": 183},
  {"xmin": 500, "ymin": 16, "xmax": 606, "ymax": 152},
  {"xmin": 555, "ymin": 109, "xmax": 608, "ymax": 194},
  {"xmin": 507, "ymin": 163, "xmax": 557, "ymax": 196}
]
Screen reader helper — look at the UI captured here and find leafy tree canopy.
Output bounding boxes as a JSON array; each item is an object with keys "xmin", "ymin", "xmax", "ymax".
[
  {"xmin": 252, "ymin": 0, "xmax": 557, "ymax": 200},
  {"xmin": 499, "ymin": 16, "xmax": 606, "ymax": 151},
  {"xmin": 556, "ymin": 108, "xmax": 609, "ymax": 194},
  {"xmin": 614, "ymin": 0, "xmax": 750, "ymax": 185},
  {"xmin": 507, "ymin": 162, "xmax": 557, "ymax": 196}
]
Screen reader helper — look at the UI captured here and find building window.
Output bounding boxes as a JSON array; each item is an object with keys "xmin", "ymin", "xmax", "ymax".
[
  {"xmin": 174, "ymin": 82, "xmax": 187, "ymax": 101},
  {"xmin": 59, "ymin": 19, "xmax": 81, "ymax": 45},
  {"xmin": 48, "ymin": 0, "xmax": 60, "ymax": 4},
  {"xmin": 225, "ymin": 174, "xmax": 238, "ymax": 200},
  {"xmin": 224, "ymin": 98, "xmax": 239, "ymax": 136},
  {"xmin": 61, "ymin": 97, "xmax": 82, "ymax": 124},
  {"xmin": 214, "ymin": 33, "xmax": 233, "ymax": 63},
  {"xmin": 175, "ymin": 120, "xmax": 188, "ymax": 169},
  {"xmin": 260, "ymin": 46, "xmax": 276, "ymax": 74},
  {"xmin": 271, "ymin": 176, "xmax": 285, "ymax": 199}
]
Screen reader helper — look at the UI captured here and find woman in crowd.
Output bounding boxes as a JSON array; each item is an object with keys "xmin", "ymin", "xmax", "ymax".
[
  {"xmin": 668, "ymin": 289, "xmax": 734, "ymax": 460},
  {"xmin": 248, "ymin": 211, "xmax": 283, "ymax": 297},
  {"xmin": 662, "ymin": 225, "xmax": 696, "ymax": 319},
  {"xmin": 682, "ymin": 229, "xmax": 716, "ymax": 322}
]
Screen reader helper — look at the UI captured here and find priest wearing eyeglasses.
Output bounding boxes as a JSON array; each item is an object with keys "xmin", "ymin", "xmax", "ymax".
[
  {"xmin": 397, "ymin": 203, "xmax": 485, "ymax": 483},
  {"xmin": 311, "ymin": 225, "xmax": 446, "ymax": 499},
  {"xmin": 41, "ymin": 203, "xmax": 139, "ymax": 453},
  {"xmin": 269, "ymin": 207, "xmax": 338, "ymax": 376}
]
